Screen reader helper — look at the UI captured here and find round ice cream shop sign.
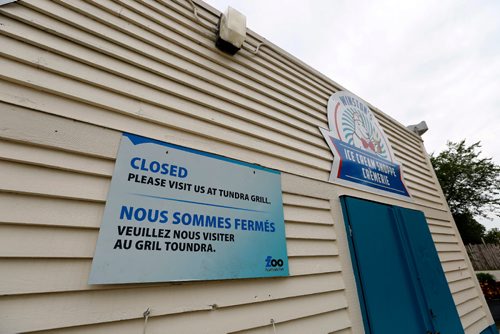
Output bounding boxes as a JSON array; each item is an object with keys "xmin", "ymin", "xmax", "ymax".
[{"xmin": 319, "ymin": 91, "xmax": 410, "ymax": 198}]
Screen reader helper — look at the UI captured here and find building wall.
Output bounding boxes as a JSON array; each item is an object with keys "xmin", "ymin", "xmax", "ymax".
[{"xmin": 0, "ymin": 0, "xmax": 493, "ymax": 333}]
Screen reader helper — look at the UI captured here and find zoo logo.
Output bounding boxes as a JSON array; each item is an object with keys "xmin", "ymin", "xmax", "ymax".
[{"xmin": 265, "ymin": 256, "xmax": 284, "ymax": 270}]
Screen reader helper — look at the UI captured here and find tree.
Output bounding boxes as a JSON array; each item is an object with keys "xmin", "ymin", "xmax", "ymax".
[
  {"xmin": 484, "ymin": 228, "xmax": 500, "ymax": 245},
  {"xmin": 430, "ymin": 140, "xmax": 500, "ymax": 244},
  {"xmin": 431, "ymin": 140, "xmax": 500, "ymax": 217},
  {"xmin": 452, "ymin": 212, "xmax": 485, "ymax": 245}
]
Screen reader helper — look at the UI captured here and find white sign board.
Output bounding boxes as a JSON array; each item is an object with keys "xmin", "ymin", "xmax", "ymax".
[
  {"xmin": 320, "ymin": 91, "xmax": 410, "ymax": 198},
  {"xmin": 89, "ymin": 133, "xmax": 288, "ymax": 284}
]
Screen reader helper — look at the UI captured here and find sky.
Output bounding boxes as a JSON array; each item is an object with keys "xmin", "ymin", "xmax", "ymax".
[{"xmin": 206, "ymin": 0, "xmax": 500, "ymax": 230}]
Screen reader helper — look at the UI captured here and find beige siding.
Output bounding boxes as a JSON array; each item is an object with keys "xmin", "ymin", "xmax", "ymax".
[
  {"xmin": 0, "ymin": 106, "xmax": 353, "ymax": 333},
  {"xmin": 0, "ymin": 0, "xmax": 492, "ymax": 333}
]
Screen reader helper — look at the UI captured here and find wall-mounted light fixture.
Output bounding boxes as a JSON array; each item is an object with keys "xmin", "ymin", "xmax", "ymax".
[
  {"xmin": 407, "ymin": 121, "xmax": 428, "ymax": 136},
  {"xmin": 216, "ymin": 7, "xmax": 246, "ymax": 55}
]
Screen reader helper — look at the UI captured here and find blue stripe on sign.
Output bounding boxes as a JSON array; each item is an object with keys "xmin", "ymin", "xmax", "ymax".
[
  {"xmin": 131, "ymin": 193, "xmax": 270, "ymax": 213},
  {"xmin": 123, "ymin": 133, "xmax": 280, "ymax": 174},
  {"xmin": 344, "ymin": 175, "xmax": 408, "ymax": 194}
]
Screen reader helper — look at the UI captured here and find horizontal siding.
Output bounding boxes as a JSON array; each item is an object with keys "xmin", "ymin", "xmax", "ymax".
[
  {"xmin": 0, "ymin": 0, "xmax": 491, "ymax": 332},
  {"xmin": 0, "ymin": 0, "xmax": 447, "ymax": 211},
  {"xmin": 0, "ymin": 139, "xmax": 114, "ymax": 176},
  {"xmin": 446, "ymin": 268, "xmax": 472, "ymax": 284},
  {"xmin": 450, "ymin": 277, "xmax": 476, "ymax": 295},
  {"xmin": 462, "ymin": 308, "xmax": 490, "ymax": 333},
  {"xmin": 442, "ymin": 259, "xmax": 469, "ymax": 273},
  {"xmin": 0, "ymin": 159, "xmax": 109, "ymax": 201},
  {"xmin": 0, "ymin": 54, "xmax": 329, "ymax": 170},
  {"xmin": 228, "ymin": 310, "xmax": 352, "ymax": 334},
  {"xmin": 0, "ymin": 106, "xmax": 351, "ymax": 332},
  {"xmin": 0, "ymin": 272, "xmax": 345, "ymax": 329},
  {"xmin": 30, "ymin": 292, "xmax": 348, "ymax": 334},
  {"xmin": 0, "ymin": 192, "xmax": 105, "ymax": 229},
  {"xmin": 38, "ymin": 0, "xmax": 327, "ymax": 115},
  {"xmin": 0, "ymin": 108, "xmax": 486, "ymax": 333},
  {"xmin": 151, "ymin": 0, "xmax": 334, "ymax": 102},
  {"xmin": 0, "ymin": 256, "xmax": 343, "ymax": 296},
  {"xmin": 0, "ymin": 103, "xmax": 119, "ymax": 159},
  {"xmin": 286, "ymin": 222, "xmax": 337, "ymax": 240},
  {"xmin": 0, "ymin": 72, "xmax": 332, "ymax": 180},
  {"xmin": 463, "ymin": 318, "xmax": 494, "ymax": 334},
  {"xmin": 0, "ymin": 223, "xmax": 98, "ymax": 258},
  {"xmin": 457, "ymin": 297, "xmax": 484, "ymax": 318},
  {"xmin": 0, "ymin": 83, "xmax": 330, "ymax": 180},
  {"xmin": 0, "ymin": 36, "xmax": 328, "ymax": 160}
]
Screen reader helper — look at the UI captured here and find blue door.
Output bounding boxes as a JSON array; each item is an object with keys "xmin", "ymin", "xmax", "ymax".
[{"xmin": 340, "ymin": 196, "xmax": 463, "ymax": 334}]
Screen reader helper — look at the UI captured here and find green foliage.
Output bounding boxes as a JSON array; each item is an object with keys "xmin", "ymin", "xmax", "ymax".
[
  {"xmin": 484, "ymin": 228, "xmax": 500, "ymax": 245},
  {"xmin": 453, "ymin": 211, "xmax": 485, "ymax": 244},
  {"xmin": 430, "ymin": 140, "xmax": 500, "ymax": 244},
  {"xmin": 477, "ymin": 273, "xmax": 500, "ymax": 300},
  {"xmin": 430, "ymin": 140, "xmax": 500, "ymax": 218},
  {"xmin": 477, "ymin": 272, "xmax": 496, "ymax": 283}
]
